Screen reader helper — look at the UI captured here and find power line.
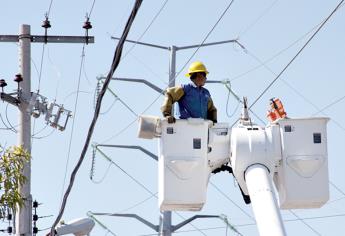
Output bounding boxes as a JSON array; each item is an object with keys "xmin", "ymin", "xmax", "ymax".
[
  {"xmin": 289, "ymin": 210, "xmax": 321, "ymax": 236},
  {"xmin": 230, "ymin": 18, "xmax": 322, "ymax": 83},
  {"xmin": 0, "ymin": 111, "xmax": 15, "ymax": 132},
  {"xmin": 249, "ymin": 0, "xmax": 345, "ymax": 109},
  {"xmin": 312, "ymin": 95, "xmax": 345, "ymax": 116},
  {"xmin": 88, "ymin": 0, "xmax": 97, "ymax": 19},
  {"xmin": 239, "ymin": 45, "xmax": 345, "ymax": 132},
  {"xmin": 232, "ymin": 2, "xmax": 345, "ymax": 82},
  {"xmin": 234, "ymin": 213, "xmax": 345, "ymax": 228},
  {"xmin": 101, "ymin": 117, "xmax": 138, "ymax": 144},
  {"xmin": 172, "ymin": 0, "xmax": 236, "ymax": 86},
  {"xmin": 118, "ymin": 193, "xmax": 157, "ymax": 213},
  {"xmin": 122, "ymin": 0, "xmax": 169, "ymax": 59},
  {"xmin": 59, "ymin": 45, "xmax": 86, "ymax": 204},
  {"xmin": 50, "ymin": 1, "xmax": 143, "ymax": 234},
  {"xmin": 330, "ymin": 181, "xmax": 345, "ymax": 197},
  {"xmin": 55, "ymin": 0, "xmax": 97, "ymax": 192},
  {"xmin": 129, "ymin": 53, "xmax": 168, "ymax": 85},
  {"xmin": 94, "ymin": 147, "xmax": 155, "ymax": 195},
  {"xmin": 173, "ymin": 212, "xmax": 208, "ymax": 236},
  {"xmin": 210, "ymin": 182, "xmax": 254, "ymax": 221},
  {"xmin": 135, "ymin": 212, "xmax": 345, "ymax": 236},
  {"xmin": 47, "ymin": 0, "xmax": 54, "ymax": 18},
  {"xmin": 37, "ymin": 44, "xmax": 46, "ymax": 93},
  {"xmin": 31, "ymin": 128, "xmax": 55, "ymax": 140},
  {"xmin": 238, "ymin": 0, "xmax": 280, "ymax": 38},
  {"xmin": 327, "ymin": 196, "xmax": 345, "ymax": 205},
  {"xmin": 5, "ymin": 103, "xmax": 17, "ymax": 133}
]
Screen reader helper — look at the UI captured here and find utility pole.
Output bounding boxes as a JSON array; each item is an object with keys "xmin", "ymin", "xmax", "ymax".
[
  {"xmin": 109, "ymin": 36, "xmax": 241, "ymax": 236},
  {"xmin": 18, "ymin": 24, "xmax": 32, "ymax": 236},
  {"xmin": 0, "ymin": 24, "xmax": 94, "ymax": 236}
]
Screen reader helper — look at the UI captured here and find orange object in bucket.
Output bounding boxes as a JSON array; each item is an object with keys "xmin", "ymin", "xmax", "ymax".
[{"xmin": 267, "ymin": 98, "xmax": 287, "ymax": 122}]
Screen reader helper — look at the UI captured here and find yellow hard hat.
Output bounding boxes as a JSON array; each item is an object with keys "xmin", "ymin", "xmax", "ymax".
[{"xmin": 185, "ymin": 61, "xmax": 209, "ymax": 77}]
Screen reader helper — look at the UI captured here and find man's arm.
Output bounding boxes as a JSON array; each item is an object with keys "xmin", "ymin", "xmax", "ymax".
[
  {"xmin": 161, "ymin": 86, "xmax": 184, "ymax": 117},
  {"xmin": 207, "ymin": 98, "xmax": 217, "ymax": 123}
]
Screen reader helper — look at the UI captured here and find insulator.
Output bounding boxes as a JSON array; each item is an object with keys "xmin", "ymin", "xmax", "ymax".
[
  {"xmin": 0, "ymin": 79, "xmax": 7, "ymax": 88},
  {"xmin": 14, "ymin": 74, "xmax": 23, "ymax": 83},
  {"xmin": 33, "ymin": 214, "xmax": 38, "ymax": 221},
  {"xmin": 7, "ymin": 226, "xmax": 12, "ymax": 233},
  {"xmin": 94, "ymin": 80, "xmax": 101, "ymax": 109},
  {"xmin": 33, "ymin": 226, "xmax": 38, "ymax": 234},
  {"xmin": 90, "ymin": 146, "xmax": 96, "ymax": 180},
  {"xmin": 83, "ymin": 20, "xmax": 92, "ymax": 30},
  {"xmin": 42, "ymin": 18, "xmax": 51, "ymax": 29},
  {"xmin": 33, "ymin": 200, "xmax": 38, "ymax": 208},
  {"xmin": 7, "ymin": 213, "xmax": 12, "ymax": 221}
]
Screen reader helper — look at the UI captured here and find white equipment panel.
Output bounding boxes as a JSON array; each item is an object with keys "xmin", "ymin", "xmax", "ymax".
[
  {"xmin": 158, "ymin": 119, "xmax": 212, "ymax": 211},
  {"xmin": 273, "ymin": 118, "xmax": 329, "ymax": 209},
  {"xmin": 208, "ymin": 123, "xmax": 231, "ymax": 171}
]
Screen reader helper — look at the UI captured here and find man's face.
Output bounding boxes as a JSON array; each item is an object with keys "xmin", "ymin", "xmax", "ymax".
[{"xmin": 193, "ymin": 72, "xmax": 206, "ymax": 87}]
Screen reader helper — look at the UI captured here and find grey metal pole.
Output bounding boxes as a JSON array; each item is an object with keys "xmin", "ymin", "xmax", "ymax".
[
  {"xmin": 160, "ymin": 211, "xmax": 172, "ymax": 236},
  {"xmin": 16, "ymin": 24, "xmax": 32, "ymax": 236},
  {"xmin": 169, "ymin": 45, "xmax": 177, "ymax": 87},
  {"xmin": 159, "ymin": 45, "xmax": 177, "ymax": 236}
]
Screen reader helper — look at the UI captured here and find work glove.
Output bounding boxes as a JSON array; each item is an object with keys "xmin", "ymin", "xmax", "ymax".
[{"xmin": 166, "ymin": 115, "xmax": 176, "ymax": 124}]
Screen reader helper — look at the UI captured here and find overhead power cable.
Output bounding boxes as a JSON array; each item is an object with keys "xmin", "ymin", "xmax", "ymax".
[
  {"xmin": 118, "ymin": 194, "xmax": 157, "ymax": 213},
  {"xmin": 122, "ymin": 0, "xmax": 169, "ymax": 59},
  {"xmin": 59, "ymin": 0, "xmax": 97, "ymax": 219},
  {"xmin": 235, "ymin": 213, "xmax": 345, "ymax": 228},
  {"xmin": 238, "ymin": 0, "xmax": 280, "ymax": 38},
  {"xmin": 236, "ymin": 7, "xmax": 345, "ymax": 133},
  {"xmin": 312, "ymin": 95, "xmax": 345, "ymax": 116},
  {"xmin": 88, "ymin": 0, "xmax": 97, "ymax": 19},
  {"xmin": 210, "ymin": 182, "xmax": 254, "ymax": 221},
  {"xmin": 50, "ymin": 1, "xmax": 143, "ymax": 235},
  {"xmin": 172, "ymin": 0, "xmax": 236, "ymax": 86},
  {"xmin": 59, "ymin": 45, "xmax": 86, "ymax": 204},
  {"xmin": 249, "ymin": 0, "xmax": 345, "ymax": 109},
  {"xmin": 165, "ymin": 212, "xmax": 345, "ymax": 234},
  {"xmin": 239, "ymin": 45, "xmax": 345, "ymax": 131},
  {"xmin": 330, "ymin": 181, "xmax": 345, "ymax": 197},
  {"xmin": 230, "ymin": 16, "xmax": 325, "ymax": 83},
  {"xmin": 289, "ymin": 210, "xmax": 321, "ymax": 236},
  {"xmin": 46, "ymin": 0, "xmax": 54, "ymax": 18}
]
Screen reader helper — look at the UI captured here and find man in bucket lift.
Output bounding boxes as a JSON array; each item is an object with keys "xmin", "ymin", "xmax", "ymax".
[
  {"xmin": 161, "ymin": 62, "xmax": 251, "ymax": 204},
  {"xmin": 161, "ymin": 61, "xmax": 217, "ymax": 124}
]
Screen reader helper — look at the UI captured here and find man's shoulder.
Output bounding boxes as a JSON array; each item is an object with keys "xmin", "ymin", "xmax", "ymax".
[
  {"xmin": 181, "ymin": 83, "xmax": 193, "ymax": 92},
  {"xmin": 201, "ymin": 86, "xmax": 211, "ymax": 95},
  {"xmin": 167, "ymin": 84, "xmax": 183, "ymax": 92}
]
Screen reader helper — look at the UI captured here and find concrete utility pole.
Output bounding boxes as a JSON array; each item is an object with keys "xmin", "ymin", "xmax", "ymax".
[
  {"xmin": 0, "ymin": 24, "xmax": 94, "ymax": 236},
  {"xmin": 18, "ymin": 24, "xmax": 32, "ymax": 236}
]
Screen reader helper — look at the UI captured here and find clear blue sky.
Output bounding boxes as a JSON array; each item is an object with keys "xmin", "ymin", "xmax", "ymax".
[{"xmin": 1, "ymin": 0, "xmax": 345, "ymax": 235}]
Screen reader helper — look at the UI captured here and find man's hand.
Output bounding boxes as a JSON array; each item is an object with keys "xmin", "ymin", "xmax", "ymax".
[{"xmin": 166, "ymin": 115, "xmax": 176, "ymax": 123}]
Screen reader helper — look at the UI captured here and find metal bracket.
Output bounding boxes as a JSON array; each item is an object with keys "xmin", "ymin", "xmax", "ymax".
[{"xmin": 0, "ymin": 92, "xmax": 20, "ymax": 106}]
